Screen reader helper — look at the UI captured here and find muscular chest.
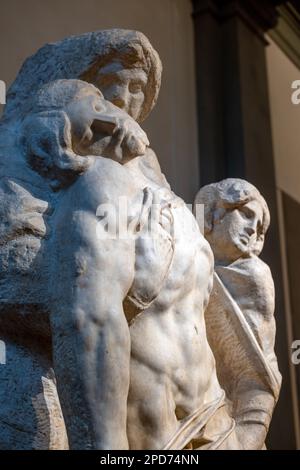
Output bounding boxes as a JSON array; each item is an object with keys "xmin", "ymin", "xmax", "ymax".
[
  {"xmin": 122, "ymin": 161, "xmax": 214, "ymax": 315},
  {"xmin": 147, "ymin": 204, "xmax": 214, "ymax": 311}
]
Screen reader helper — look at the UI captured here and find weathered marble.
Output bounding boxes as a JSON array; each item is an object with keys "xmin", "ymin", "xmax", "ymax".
[
  {"xmin": 194, "ymin": 178, "xmax": 282, "ymax": 449},
  {"xmin": 0, "ymin": 30, "xmax": 280, "ymax": 450}
]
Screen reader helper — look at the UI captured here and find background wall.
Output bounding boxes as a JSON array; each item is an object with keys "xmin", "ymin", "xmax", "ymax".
[
  {"xmin": 192, "ymin": 0, "xmax": 299, "ymax": 448},
  {"xmin": 0, "ymin": 0, "xmax": 199, "ymax": 203},
  {"xmin": 267, "ymin": 36, "xmax": 300, "ymax": 445},
  {"xmin": 267, "ymin": 38, "xmax": 300, "ymax": 205}
]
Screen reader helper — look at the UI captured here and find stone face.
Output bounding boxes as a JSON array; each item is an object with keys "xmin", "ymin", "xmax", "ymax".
[{"xmin": 0, "ymin": 31, "xmax": 280, "ymax": 450}]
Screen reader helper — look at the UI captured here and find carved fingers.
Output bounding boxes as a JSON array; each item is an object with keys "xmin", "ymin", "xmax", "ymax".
[{"xmin": 126, "ymin": 187, "xmax": 174, "ymax": 313}]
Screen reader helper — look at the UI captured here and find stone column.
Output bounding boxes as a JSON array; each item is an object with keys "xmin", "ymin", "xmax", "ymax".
[{"xmin": 192, "ymin": 0, "xmax": 297, "ymax": 449}]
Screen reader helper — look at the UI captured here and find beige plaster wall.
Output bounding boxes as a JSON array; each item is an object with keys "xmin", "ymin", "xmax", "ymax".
[
  {"xmin": 0, "ymin": 0, "xmax": 199, "ymax": 202},
  {"xmin": 266, "ymin": 37, "xmax": 300, "ymax": 204}
]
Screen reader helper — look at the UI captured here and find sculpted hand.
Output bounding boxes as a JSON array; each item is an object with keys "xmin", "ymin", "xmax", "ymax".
[
  {"xmin": 68, "ymin": 93, "xmax": 149, "ymax": 163},
  {"xmin": 235, "ymin": 422, "xmax": 267, "ymax": 450},
  {"xmin": 105, "ymin": 117, "xmax": 149, "ymax": 163},
  {"xmin": 126, "ymin": 187, "xmax": 174, "ymax": 315}
]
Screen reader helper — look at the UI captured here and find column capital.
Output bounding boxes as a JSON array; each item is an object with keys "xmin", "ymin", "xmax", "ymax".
[{"xmin": 192, "ymin": 0, "xmax": 284, "ymax": 38}]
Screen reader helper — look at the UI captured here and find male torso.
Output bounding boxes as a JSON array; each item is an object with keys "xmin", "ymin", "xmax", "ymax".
[
  {"xmin": 124, "ymin": 155, "xmax": 222, "ymax": 449},
  {"xmin": 0, "ymin": 149, "xmax": 222, "ymax": 449}
]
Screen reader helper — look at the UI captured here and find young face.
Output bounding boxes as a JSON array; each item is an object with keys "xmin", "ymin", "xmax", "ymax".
[
  {"xmin": 207, "ymin": 199, "xmax": 264, "ymax": 265},
  {"xmin": 94, "ymin": 62, "xmax": 147, "ymax": 121}
]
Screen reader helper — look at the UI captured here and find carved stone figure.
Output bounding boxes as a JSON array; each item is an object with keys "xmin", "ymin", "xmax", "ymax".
[
  {"xmin": 0, "ymin": 76, "xmax": 150, "ymax": 449},
  {"xmin": 0, "ymin": 30, "xmax": 281, "ymax": 450},
  {"xmin": 0, "ymin": 30, "xmax": 164, "ymax": 449},
  {"xmin": 194, "ymin": 178, "xmax": 282, "ymax": 449}
]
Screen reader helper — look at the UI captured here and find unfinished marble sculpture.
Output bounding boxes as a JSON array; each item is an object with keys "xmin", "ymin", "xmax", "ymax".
[
  {"xmin": 194, "ymin": 179, "xmax": 282, "ymax": 449},
  {"xmin": 0, "ymin": 30, "xmax": 280, "ymax": 450}
]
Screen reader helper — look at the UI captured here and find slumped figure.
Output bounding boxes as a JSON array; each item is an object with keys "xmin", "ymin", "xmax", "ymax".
[{"xmin": 0, "ymin": 31, "xmax": 221, "ymax": 449}]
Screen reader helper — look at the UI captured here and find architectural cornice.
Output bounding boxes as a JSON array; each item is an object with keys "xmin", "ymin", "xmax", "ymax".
[
  {"xmin": 269, "ymin": 3, "xmax": 300, "ymax": 69},
  {"xmin": 192, "ymin": 0, "xmax": 280, "ymax": 42}
]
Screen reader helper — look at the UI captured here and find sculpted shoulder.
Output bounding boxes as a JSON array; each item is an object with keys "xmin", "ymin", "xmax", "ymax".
[
  {"xmin": 217, "ymin": 256, "xmax": 275, "ymax": 320},
  {"xmin": 72, "ymin": 156, "xmax": 141, "ymax": 209},
  {"xmin": 231, "ymin": 256, "xmax": 273, "ymax": 288}
]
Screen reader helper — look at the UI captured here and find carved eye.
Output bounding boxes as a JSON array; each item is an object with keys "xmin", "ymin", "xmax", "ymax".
[
  {"xmin": 240, "ymin": 206, "xmax": 253, "ymax": 219},
  {"xmin": 129, "ymin": 82, "xmax": 143, "ymax": 94}
]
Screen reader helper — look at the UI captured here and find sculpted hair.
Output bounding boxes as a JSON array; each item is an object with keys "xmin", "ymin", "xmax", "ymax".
[
  {"xmin": 4, "ymin": 30, "xmax": 162, "ymax": 124},
  {"xmin": 25, "ymin": 79, "xmax": 101, "ymax": 112},
  {"xmin": 20, "ymin": 80, "xmax": 95, "ymax": 188},
  {"xmin": 194, "ymin": 178, "xmax": 270, "ymax": 237}
]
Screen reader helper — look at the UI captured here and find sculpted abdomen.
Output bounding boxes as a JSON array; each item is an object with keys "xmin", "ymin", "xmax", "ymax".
[{"xmin": 129, "ymin": 204, "xmax": 215, "ymax": 399}]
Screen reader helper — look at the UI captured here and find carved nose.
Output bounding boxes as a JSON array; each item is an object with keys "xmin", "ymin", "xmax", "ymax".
[
  {"xmin": 245, "ymin": 225, "xmax": 255, "ymax": 236},
  {"xmin": 111, "ymin": 85, "xmax": 130, "ymax": 110}
]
